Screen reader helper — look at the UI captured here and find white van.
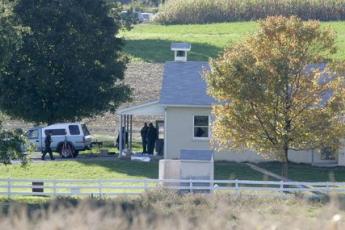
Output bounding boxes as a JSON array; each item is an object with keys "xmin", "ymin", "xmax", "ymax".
[{"xmin": 27, "ymin": 123, "xmax": 92, "ymax": 158}]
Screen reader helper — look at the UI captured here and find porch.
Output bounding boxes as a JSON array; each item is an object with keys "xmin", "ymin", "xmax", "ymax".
[{"xmin": 116, "ymin": 100, "xmax": 166, "ymax": 158}]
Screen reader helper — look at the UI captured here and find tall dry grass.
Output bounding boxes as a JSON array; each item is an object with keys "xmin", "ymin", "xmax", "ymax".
[
  {"xmin": 156, "ymin": 0, "xmax": 345, "ymax": 24},
  {"xmin": 0, "ymin": 190, "xmax": 345, "ymax": 229}
]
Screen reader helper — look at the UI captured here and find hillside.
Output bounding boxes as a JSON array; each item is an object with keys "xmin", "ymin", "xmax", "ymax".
[
  {"xmin": 5, "ymin": 21, "xmax": 345, "ymax": 137},
  {"xmin": 122, "ymin": 21, "xmax": 345, "ymax": 62},
  {"xmin": 3, "ymin": 63, "xmax": 164, "ymax": 137}
]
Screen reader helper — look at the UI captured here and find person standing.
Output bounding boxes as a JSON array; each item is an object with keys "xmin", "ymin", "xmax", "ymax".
[
  {"xmin": 42, "ymin": 131, "xmax": 54, "ymax": 160},
  {"xmin": 140, "ymin": 123, "xmax": 148, "ymax": 153},
  {"xmin": 146, "ymin": 123, "xmax": 158, "ymax": 155}
]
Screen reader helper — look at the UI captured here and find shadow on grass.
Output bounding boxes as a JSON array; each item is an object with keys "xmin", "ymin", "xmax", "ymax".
[
  {"xmin": 124, "ymin": 39, "xmax": 223, "ymax": 63},
  {"xmin": 76, "ymin": 158, "xmax": 158, "ymax": 179},
  {"xmin": 257, "ymin": 161, "xmax": 345, "ymax": 182}
]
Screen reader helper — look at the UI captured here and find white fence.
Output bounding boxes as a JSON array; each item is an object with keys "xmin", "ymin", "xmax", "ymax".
[{"xmin": 1, "ymin": 178, "xmax": 345, "ymax": 197}]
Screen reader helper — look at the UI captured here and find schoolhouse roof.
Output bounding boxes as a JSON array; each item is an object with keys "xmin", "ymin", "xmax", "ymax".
[{"xmin": 159, "ymin": 61, "xmax": 215, "ymax": 106}]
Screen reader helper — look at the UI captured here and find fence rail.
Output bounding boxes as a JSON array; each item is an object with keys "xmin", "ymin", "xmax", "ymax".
[{"xmin": 1, "ymin": 178, "xmax": 345, "ymax": 198}]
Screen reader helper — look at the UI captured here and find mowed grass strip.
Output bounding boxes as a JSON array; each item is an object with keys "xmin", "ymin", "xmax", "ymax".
[
  {"xmin": 122, "ymin": 21, "xmax": 345, "ymax": 62},
  {"xmin": 258, "ymin": 162, "xmax": 345, "ymax": 182},
  {"xmin": 0, "ymin": 161, "xmax": 263, "ymax": 180},
  {"xmin": 0, "ymin": 160, "xmax": 158, "ymax": 180},
  {"xmin": 2, "ymin": 160, "xmax": 345, "ymax": 181}
]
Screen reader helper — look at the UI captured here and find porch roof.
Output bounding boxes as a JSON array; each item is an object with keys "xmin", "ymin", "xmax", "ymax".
[{"xmin": 116, "ymin": 100, "xmax": 165, "ymax": 116}]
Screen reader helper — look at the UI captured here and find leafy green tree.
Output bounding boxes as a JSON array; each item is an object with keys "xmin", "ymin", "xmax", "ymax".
[
  {"xmin": 0, "ymin": 1, "xmax": 30, "ymax": 165},
  {"xmin": 206, "ymin": 16, "xmax": 345, "ymax": 177},
  {"xmin": 0, "ymin": 0, "xmax": 131, "ymax": 125},
  {"xmin": 0, "ymin": 0, "xmax": 28, "ymax": 68},
  {"xmin": 0, "ymin": 123, "xmax": 28, "ymax": 165}
]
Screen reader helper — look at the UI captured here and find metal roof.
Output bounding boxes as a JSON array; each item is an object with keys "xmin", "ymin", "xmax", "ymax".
[
  {"xmin": 159, "ymin": 61, "xmax": 215, "ymax": 106},
  {"xmin": 180, "ymin": 149, "xmax": 214, "ymax": 161},
  {"xmin": 170, "ymin": 43, "xmax": 191, "ymax": 51},
  {"xmin": 116, "ymin": 100, "xmax": 164, "ymax": 116}
]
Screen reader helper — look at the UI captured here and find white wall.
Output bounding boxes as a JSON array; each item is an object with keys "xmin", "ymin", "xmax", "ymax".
[
  {"xmin": 164, "ymin": 106, "xmax": 344, "ymax": 164},
  {"xmin": 165, "ymin": 107, "xmax": 264, "ymax": 162}
]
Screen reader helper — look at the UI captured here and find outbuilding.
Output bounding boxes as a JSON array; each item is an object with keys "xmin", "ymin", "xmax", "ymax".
[{"xmin": 117, "ymin": 43, "xmax": 345, "ymax": 166}]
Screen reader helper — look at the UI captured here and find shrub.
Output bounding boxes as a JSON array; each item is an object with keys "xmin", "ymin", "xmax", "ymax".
[
  {"xmin": 0, "ymin": 191, "xmax": 345, "ymax": 229},
  {"xmin": 155, "ymin": 0, "xmax": 345, "ymax": 24}
]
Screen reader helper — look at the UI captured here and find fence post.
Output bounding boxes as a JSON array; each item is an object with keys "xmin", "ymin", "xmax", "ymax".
[
  {"xmin": 326, "ymin": 181, "xmax": 330, "ymax": 193},
  {"xmin": 235, "ymin": 179, "xmax": 239, "ymax": 195},
  {"xmin": 280, "ymin": 180, "xmax": 284, "ymax": 193},
  {"xmin": 53, "ymin": 180, "xmax": 57, "ymax": 197},
  {"xmin": 98, "ymin": 180, "xmax": 103, "ymax": 198},
  {"xmin": 144, "ymin": 180, "xmax": 148, "ymax": 192},
  {"xmin": 189, "ymin": 178, "xmax": 192, "ymax": 193},
  {"xmin": 7, "ymin": 178, "xmax": 11, "ymax": 199}
]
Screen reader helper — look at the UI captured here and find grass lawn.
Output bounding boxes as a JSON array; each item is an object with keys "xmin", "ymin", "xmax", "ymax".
[
  {"xmin": 258, "ymin": 162, "xmax": 345, "ymax": 182},
  {"xmin": 121, "ymin": 21, "xmax": 345, "ymax": 62},
  {"xmin": 0, "ymin": 160, "xmax": 264, "ymax": 180},
  {"xmin": 2, "ymin": 160, "xmax": 345, "ymax": 182}
]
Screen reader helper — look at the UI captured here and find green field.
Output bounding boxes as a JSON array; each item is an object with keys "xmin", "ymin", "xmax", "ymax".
[{"xmin": 121, "ymin": 21, "xmax": 345, "ymax": 62}]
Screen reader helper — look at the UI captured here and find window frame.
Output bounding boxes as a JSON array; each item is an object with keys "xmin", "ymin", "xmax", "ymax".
[
  {"xmin": 68, "ymin": 125, "xmax": 81, "ymax": 135},
  {"xmin": 27, "ymin": 129, "xmax": 39, "ymax": 139},
  {"xmin": 176, "ymin": 50, "xmax": 186, "ymax": 57},
  {"xmin": 320, "ymin": 146, "xmax": 337, "ymax": 160},
  {"xmin": 192, "ymin": 115, "xmax": 210, "ymax": 140},
  {"xmin": 44, "ymin": 129, "xmax": 67, "ymax": 136}
]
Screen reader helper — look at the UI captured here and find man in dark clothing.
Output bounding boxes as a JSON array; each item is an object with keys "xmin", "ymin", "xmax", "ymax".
[
  {"xmin": 42, "ymin": 131, "xmax": 54, "ymax": 160},
  {"xmin": 146, "ymin": 123, "xmax": 158, "ymax": 155},
  {"xmin": 140, "ymin": 123, "xmax": 148, "ymax": 153}
]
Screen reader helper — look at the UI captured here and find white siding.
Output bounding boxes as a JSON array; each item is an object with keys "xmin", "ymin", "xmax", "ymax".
[
  {"xmin": 164, "ymin": 106, "xmax": 343, "ymax": 164},
  {"xmin": 165, "ymin": 107, "xmax": 264, "ymax": 162}
]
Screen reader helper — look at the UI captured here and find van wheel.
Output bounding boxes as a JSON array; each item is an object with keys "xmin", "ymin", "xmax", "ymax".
[
  {"xmin": 73, "ymin": 150, "xmax": 79, "ymax": 158},
  {"xmin": 59, "ymin": 143, "xmax": 74, "ymax": 158}
]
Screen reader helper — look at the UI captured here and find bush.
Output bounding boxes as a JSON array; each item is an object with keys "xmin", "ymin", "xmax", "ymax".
[
  {"xmin": 0, "ymin": 191, "xmax": 345, "ymax": 229},
  {"xmin": 155, "ymin": 0, "xmax": 345, "ymax": 24},
  {"xmin": 0, "ymin": 120, "xmax": 28, "ymax": 165}
]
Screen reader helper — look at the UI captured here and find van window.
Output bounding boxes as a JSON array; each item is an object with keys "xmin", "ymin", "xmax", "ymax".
[
  {"xmin": 69, "ymin": 125, "xmax": 80, "ymax": 135},
  {"xmin": 45, "ymin": 129, "xmax": 66, "ymax": 136},
  {"xmin": 81, "ymin": 124, "xmax": 90, "ymax": 136},
  {"xmin": 28, "ymin": 129, "xmax": 39, "ymax": 139}
]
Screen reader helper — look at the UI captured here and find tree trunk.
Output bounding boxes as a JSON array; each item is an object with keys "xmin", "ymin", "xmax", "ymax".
[{"xmin": 281, "ymin": 146, "xmax": 289, "ymax": 180}]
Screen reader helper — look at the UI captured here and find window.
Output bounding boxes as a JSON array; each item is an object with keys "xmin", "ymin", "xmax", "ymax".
[
  {"xmin": 193, "ymin": 115, "xmax": 209, "ymax": 138},
  {"xmin": 176, "ymin": 50, "xmax": 185, "ymax": 57},
  {"xmin": 82, "ymin": 124, "xmax": 90, "ymax": 136},
  {"xmin": 27, "ymin": 129, "xmax": 39, "ymax": 139},
  {"xmin": 69, "ymin": 125, "xmax": 80, "ymax": 135},
  {"xmin": 321, "ymin": 146, "xmax": 336, "ymax": 160},
  {"xmin": 45, "ymin": 129, "xmax": 66, "ymax": 136}
]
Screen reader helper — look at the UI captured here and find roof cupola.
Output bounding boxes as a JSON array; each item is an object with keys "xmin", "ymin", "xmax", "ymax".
[{"xmin": 171, "ymin": 43, "xmax": 191, "ymax": 62}]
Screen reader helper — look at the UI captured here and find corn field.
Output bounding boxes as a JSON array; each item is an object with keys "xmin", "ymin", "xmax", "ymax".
[{"xmin": 155, "ymin": 0, "xmax": 345, "ymax": 24}]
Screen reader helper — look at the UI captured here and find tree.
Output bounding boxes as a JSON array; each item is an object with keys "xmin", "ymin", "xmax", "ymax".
[
  {"xmin": 0, "ymin": 0, "xmax": 131, "ymax": 124},
  {"xmin": 0, "ymin": 0, "xmax": 28, "ymax": 68},
  {"xmin": 206, "ymin": 16, "xmax": 345, "ymax": 177},
  {"xmin": 0, "ymin": 1, "xmax": 30, "ymax": 165},
  {"xmin": 0, "ymin": 123, "xmax": 28, "ymax": 165}
]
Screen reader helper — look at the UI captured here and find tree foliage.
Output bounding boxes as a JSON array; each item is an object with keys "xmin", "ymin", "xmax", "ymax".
[
  {"xmin": 206, "ymin": 16, "xmax": 345, "ymax": 176},
  {"xmin": 0, "ymin": 115, "xmax": 28, "ymax": 165},
  {"xmin": 0, "ymin": 0, "xmax": 131, "ymax": 124},
  {"xmin": 0, "ymin": 0, "xmax": 28, "ymax": 67}
]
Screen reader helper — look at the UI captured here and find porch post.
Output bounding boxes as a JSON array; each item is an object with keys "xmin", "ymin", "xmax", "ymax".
[
  {"xmin": 164, "ymin": 108, "xmax": 167, "ymax": 159},
  {"xmin": 130, "ymin": 115, "xmax": 133, "ymax": 154},
  {"xmin": 119, "ymin": 114, "xmax": 123, "ymax": 158},
  {"xmin": 126, "ymin": 114, "xmax": 130, "ymax": 150}
]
